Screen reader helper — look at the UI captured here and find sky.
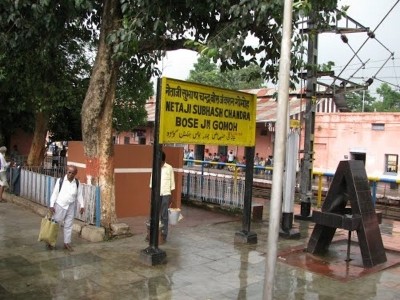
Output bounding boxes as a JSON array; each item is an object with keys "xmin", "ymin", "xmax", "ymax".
[{"xmin": 156, "ymin": 0, "xmax": 400, "ymax": 98}]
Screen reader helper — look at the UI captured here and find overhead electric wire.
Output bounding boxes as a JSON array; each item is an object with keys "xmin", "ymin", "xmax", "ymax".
[
  {"xmin": 333, "ymin": 57, "xmax": 400, "ymax": 70},
  {"xmin": 332, "ymin": 64, "xmax": 400, "ymax": 72},
  {"xmin": 348, "ymin": 58, "xmax": 370, "ymax": 81},
  {"xmin": 391, "ymin": 56, "xmax": 400, "ymax": 87},
  {"xmin": 332, "ymin": 0, "xmax": 400, "ymax": 86},
  {"xmin": 372, "ymin": 53, "xmax": 395, "ymax": 80},
  {"xmin": 373, "ymin": 77, "xmax": 400, "ymax": 89}
]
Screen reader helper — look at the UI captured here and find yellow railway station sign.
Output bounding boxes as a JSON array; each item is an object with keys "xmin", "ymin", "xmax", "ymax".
[{"xmin": 159, "ymin": 77, "xmax": 257, "ymax": 146}]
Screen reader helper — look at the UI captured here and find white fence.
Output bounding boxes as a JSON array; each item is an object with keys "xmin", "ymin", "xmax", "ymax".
[{"xmin": 182, "ymin": 170, "xmax": 245, "ymax": 208}]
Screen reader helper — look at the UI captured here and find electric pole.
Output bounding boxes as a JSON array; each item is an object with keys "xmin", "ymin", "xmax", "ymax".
[
  {"xmin": 298, "ymin": 17, "xmax": 318, "ymax": 219},
  {"xmin": 297, "ymin": 11, "xmax": 370, "ymax": 220}
]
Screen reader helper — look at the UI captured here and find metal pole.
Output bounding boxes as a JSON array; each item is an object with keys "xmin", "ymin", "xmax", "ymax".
[
  {"xmin": 281, "ymin": 129, "xmax": 300, "ymax": 238},
  {"xmin": 242, "ymin": 146, "xmax": 255, "ymax": 232},
  {"xmin": 234, "ymin": 146, "xmax": 257, "ymax": 244},
  {"xmin": 95, "ymin": 186, "xmax": 101, "ymax": 227},
  {"xmin": 149, "ymin": 78, "xmax": 163, "ymax": 248},
  {"xmin": 263, "ymin": 0, "xmax": 293, "ymax": 298},
  {"xmin": 140, "ymin": 77, "xmax": 166, "ymax": 265},
  {"xmin": 299, "ymin": 14, "xmax": 318, "ymax": 219},
  {"xmin": 362, "ymin": 90, "xmax": 365, "ymax": 112}
]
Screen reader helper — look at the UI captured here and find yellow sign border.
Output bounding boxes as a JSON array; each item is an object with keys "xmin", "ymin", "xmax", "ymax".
[{"xmin": 159, "ymin": 77, "xmax": 256, "ymax": 146}]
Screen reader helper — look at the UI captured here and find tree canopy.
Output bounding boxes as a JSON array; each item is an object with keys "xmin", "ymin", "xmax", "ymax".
[
  {"xmin": 345, "ymin": 90, "xmax": 376, "ymax": 112},
  {"xmin": 187, "ymin": 56, "xmax": 265, "ymax": 90},
  {"xmin": 0, "ymin": 0, "xmax": 95, "ymax": 160},
  {"xmin": 114, "ymin": 0, "xmax": 339, "ymax": 87},
  {"xmin": 345, "ymin": 83, "xmax": 400, "ymax": 112},
  {"xmin": 375, "ymin": 83, "xmax": 400, "ymax": 112},
  {"xmin": 113, "ymin": 62, "xmax": 154, "ymax": 133}
]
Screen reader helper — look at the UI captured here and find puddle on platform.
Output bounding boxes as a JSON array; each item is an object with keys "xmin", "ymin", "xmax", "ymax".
[{"xmin": 278, "ymin": 239, "xmax": 400, "ymax": 282}]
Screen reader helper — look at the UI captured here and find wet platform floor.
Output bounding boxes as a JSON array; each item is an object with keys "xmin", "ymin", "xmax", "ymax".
[{"xmin": 1, "ymin": 197, "xmax": 400, "ymax": 299}]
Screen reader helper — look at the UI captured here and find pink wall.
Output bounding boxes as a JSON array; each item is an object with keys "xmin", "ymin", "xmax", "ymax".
[
  {"xmin": 314, "ymin": 112, "xmax": 400, "ymax": 175},
  {"xmin": 68, "ymin": 142, "xmax": 183, "ymax": 218}
]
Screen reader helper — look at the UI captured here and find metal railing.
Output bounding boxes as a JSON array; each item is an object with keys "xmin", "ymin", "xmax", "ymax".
[
  {"xmin": 8, "ymin": 166, "xmax": 100, "ymax": 226},
  {"xmin": 183, "ymin": 170, "xmax": 246, "ymax": 208},
  {"xmin": 313, "ymin": 170, "xmax": 400, "ymax": 207},
  {"xmin": 183, "ymin": 159, "xmax": 400, "ymax": 209}
]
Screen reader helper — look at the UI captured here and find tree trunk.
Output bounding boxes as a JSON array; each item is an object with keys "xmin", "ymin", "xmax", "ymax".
[
  {"xmin": 27, "ymin": 112, "xmax": 48, "ymax": 167},
  {"xmin": 81, "ymin": 0, "xmax": 121, "ymax": 230}
]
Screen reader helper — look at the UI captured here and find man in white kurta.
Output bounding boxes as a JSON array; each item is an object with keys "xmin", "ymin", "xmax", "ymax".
[{"xmin": 49, "ymin": 165, "xmax": 84, "ymax": 251}]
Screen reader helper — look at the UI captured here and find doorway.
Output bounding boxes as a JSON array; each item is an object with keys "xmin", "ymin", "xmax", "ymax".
[{"xmin": 350, "ymin": 152, "xmax": 366, "ymax": 165}]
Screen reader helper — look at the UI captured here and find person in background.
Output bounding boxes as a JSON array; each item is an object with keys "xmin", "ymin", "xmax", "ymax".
[
  {"xmin": 149, "ymin": 151, "xmax": 175, "ymax": 242},
  {"xmin": 52, "ymin": 145, "xmax": 59, "ymax": 167},
  {"xmin": 187, "ymin": 149, "xmax": 194, "ymax": 166},
  {"xmin": 0, "ymin": 146, "xmax": 11, "ymax": 203},
  {"xmin": 218, "ymin": 152, "xmax": 227, "ymax": 169},
  {"xmin": 49, "ymin": 165, "xmax": 85, "ymax": 251},
  {"xmin": 10, "ymin": 145, "xmax": 19, "ymax": 164},
  {"xmin": 204, "ymin": 152, "xmax": 213, "ymax": 168},
  {"xmin": 228, "ymin": 150, "xmax": 235, "ymax": 164},
  {"xmin": 259, "ymin": 157, "xmax": 266, "ymax": 175},
  {"xmin": 183, "ymin": 149, "xmax": 189, "ymax": 165},
  {"xmin": 212, "ymin": 152, "xmax": 220, "ymax": 165},
  {"xmin": 266, "ymin": 156, "xmax": 273, "ymax": 176},
  {"xmin": 254, "ymin": 153, "xmax": 260, "ymax": 174},
  {"xmin": 59, "ymin": 146, "xmax": 67, "ymax": 166},
  {"xmin": 239, "ymin": 156, "xmax": 246, "ymax": 173}
]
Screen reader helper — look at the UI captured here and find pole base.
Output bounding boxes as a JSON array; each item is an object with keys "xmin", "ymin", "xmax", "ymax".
[
  {"xmin": 294, "ymin": 202, "xmax": 313, "ymax": 221},
  {"xmin": 280, "ymin": 212, "xmax": 301, "ymax": 239},
  {"xmin": 279, "ymin": 228, "xmax": 301, "ymax": 239},
  {"xmin": 234, "ymin": 231, "xmax": 257, "ymax": 244},
  {"xmin": 140, "ymin": 247, "xmax": 167, "ymax": 266}
]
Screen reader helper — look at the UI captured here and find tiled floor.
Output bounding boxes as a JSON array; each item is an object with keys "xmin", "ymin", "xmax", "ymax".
[{"xmin": 2, "ymin": 194, "xmax": 400, "ymax": 299}]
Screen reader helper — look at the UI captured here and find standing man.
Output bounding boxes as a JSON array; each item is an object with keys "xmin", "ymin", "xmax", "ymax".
[
  {"xmin": 0, "ymin": 146, "xmax": 10, "ymax": 203},
  {"xmin": 150, "ymin": 151, "xmax": 175, "ymax": 242},
  {"xmin": 187, "ymin": 149, "xmax": 194, "ymax": 166},
  {"xmin": 51, "ymin": 144, "xmax": 59, "ymax": 167},
  {"xmin": 228, "ymin": 150, "xmax": 235, "ymax": 164},
  {"xmin": 49, "ymin": 165, "xmax": 84, "ymax": 251}
]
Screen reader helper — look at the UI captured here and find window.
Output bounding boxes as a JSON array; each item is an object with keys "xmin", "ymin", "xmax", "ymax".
[
  {"xmin": 124, "ymin": 136, "xmax": 130, "ymax": 144},
  {"xmin": 372, "ymin": 123, "xmax": 385, "ymax": 131},
  {"xmin": 385, "ymin": 154, "xmax": 398, "ymax": 173}
]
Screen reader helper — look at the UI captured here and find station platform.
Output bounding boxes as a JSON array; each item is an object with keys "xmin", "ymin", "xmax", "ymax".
[{"xmin": 1, "ymin": 193, "xmax": 400, "ymax": 299}]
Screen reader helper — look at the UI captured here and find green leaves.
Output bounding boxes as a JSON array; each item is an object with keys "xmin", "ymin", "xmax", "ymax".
[
  {"xmin": 187, "ymin": 55, "xmax": 265, "ymax": 90},
  {"xmin": 113, "ymin": 62, "xmax": 154, "ymax": 132},
  {"xmin": 376, "ymin": 83, "xmax": 400, "ymax": 112},
  {"xmin": 0, "ymin": 0, "xmax": 94, "ymax": 140}
]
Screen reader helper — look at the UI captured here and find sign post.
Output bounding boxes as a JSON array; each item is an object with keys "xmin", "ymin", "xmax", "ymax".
[
  {"xmin": 140, "ymin": 78, "xmax": 166, "ymax": 266},
  {"xmin": 141, "ymin": 77, "xmax": 258, "ymax": 265}
]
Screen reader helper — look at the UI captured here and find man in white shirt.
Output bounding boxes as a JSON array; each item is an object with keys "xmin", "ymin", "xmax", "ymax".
[
  {"xmin": 150, "ymin": 151, "xmax": 175, "ymax": 242},
  {"xmin": 49, "ymin": 165, "xmax": 85, "ymax": 251},
  {"xmin": 188, "ymin": 149, "xmax": 194, "ymax": 166},
  {"xmin": 0, "ymin": 146, "xmax": 11, "ymax": 203}
]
